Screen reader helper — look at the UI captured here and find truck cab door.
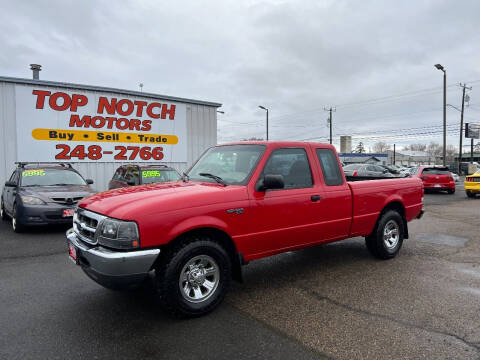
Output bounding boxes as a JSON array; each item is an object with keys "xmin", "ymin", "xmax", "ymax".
[{"xmin": 247, "ymin": 147, "xmax": 324, "ymax": 257}]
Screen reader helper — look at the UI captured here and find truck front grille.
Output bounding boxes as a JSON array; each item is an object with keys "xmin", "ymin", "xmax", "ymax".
[{"xmin": 73, "ymin": 208, "xmax": 106, "ymax": 245}]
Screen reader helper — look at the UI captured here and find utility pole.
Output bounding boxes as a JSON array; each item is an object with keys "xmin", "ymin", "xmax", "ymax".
[
  {"xmin": 324, "ymin": 107, "xmax": 336, "ymax": 145},
  {"xmin": 458, "ymin": 83, "xmax": 472, "ymax": 174},
  {"xmin": 393, "ymin": 144, "xmax": 396, "ymax": 165},
  {"xmin": 435, "ymin": 64, "xmax": 447, "ymax": 166}
]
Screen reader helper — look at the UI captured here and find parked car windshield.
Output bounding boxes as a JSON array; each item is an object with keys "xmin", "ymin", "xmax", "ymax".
[
  {"xmin": 141, "ymin": 169, "xmax": 181, "ymax": 184},
  {"xmin": 20, "ymin": 169, "xmax": 87, "ymax": 186},
  {"xmin": 187, "ymin": 144, "xmax": 266, "ymax": 185},
  {"xmin": 422, "ymin": 168, "xmax": 450, "ymax": 175}
]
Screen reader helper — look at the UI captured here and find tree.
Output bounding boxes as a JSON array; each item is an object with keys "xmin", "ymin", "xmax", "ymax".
[
  {"xmin": 403, "ymin": 143, "xmax": 427, "ymax": 152},
  {"xmin": 372, "ymin": 141, "xmax": 391, "ymax": 153},
  {"xmin": 354, "ymin": 142, "xmax": 366, "ymax": 153},
  {"xmin": 426, "ymin": 142, "xmax": 442, "ymax": 157}
]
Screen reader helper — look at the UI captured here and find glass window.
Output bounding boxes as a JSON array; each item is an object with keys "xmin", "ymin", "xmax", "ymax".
[
  {"xmin": 260, "ymin": 148, "xmax": 313, "ymax": 189},
  {"xmin": 422, "ymin": 167, "xmax": 450, "ymax": 175},
  {"xmin": 188, "ymin": 145, "xmax": 266, "ymax": 185},
  {"xmin": 141, "ymin": 169, "xmax": 181, "ymax": 184},
  {"xmin": 316, "ymin": 149, "xmax": 344, "ymax": 186},
  {"xmin": 20, "ymin": 169, "xmax": 87, "ymax": 186}
]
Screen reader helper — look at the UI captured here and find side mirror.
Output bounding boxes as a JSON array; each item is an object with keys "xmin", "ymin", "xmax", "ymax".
[
  {"xmin": 259, "ymin": 174, "xmax": 284, "ymax": 191},
  {"xmin": 4, "ymin": 181, "xmax": 16, "ymax": 187},
  {"xmin": 86, "ymin": 179, "xmax": 94, "ymax": 185}
]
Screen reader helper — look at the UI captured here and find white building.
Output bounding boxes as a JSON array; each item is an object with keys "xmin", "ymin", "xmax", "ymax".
[{"xmin": 0, "ymin": 75, "xmax": 221, "ymax": 191}]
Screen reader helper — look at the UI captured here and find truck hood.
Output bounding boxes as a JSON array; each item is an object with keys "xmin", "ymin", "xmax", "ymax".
[{"xmin": 78, "ymin": 181, "xmax": 248, "ymax": 220}]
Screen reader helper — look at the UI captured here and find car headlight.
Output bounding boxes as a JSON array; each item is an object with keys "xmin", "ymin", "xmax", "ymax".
[
  {"xmin": 21, "ymin": 196, "xmax": 46, "ymax": 205},
  {"xmin": 95, "ymin": 218, "xmax": 140, "ymax": 250}
]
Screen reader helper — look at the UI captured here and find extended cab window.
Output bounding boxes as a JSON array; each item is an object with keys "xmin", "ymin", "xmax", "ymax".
[
  {"xmin": 260, "ymin": 148, "xmax": 313, "ymax": 189},
  {"xmin": 316, "ymin": 149, "xmax": 344, "ymax": 186}
]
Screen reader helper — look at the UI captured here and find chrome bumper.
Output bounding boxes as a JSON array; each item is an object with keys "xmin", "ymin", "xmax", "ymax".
[{"xmin": 66, "ymin": 228, "xmax": 160, "ymax": 289}]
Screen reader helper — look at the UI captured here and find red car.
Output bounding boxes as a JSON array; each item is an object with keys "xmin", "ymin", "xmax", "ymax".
[
  {"xmin": 67, "ymin": 141, "xmax": 424, "ymax": 317},
  {"xmin": 412, "ymin": 166, "xmax": 455, "ymax": 194}
]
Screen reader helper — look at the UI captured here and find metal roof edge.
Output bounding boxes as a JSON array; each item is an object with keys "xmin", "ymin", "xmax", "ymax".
[{"xmin": 0, "ymin": 76, "xmax": 222, "ymax": 108}]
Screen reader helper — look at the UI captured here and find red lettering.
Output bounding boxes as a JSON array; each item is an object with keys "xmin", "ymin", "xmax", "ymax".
[
  {"xmin": 70, "ymin": 94, "xmax": 88, "ymax": 112},
  {"xmin": 161, "ymin": 104, "xmax": 176, "ymax": 120},
  {"xmin": 116, "ymin": 99, "xmax": 134, "ymax": 116},
  {"xmin": 116, "ymin": 118, "xmax": 129, "ymax": 130},
  {"xmin": 32, "ymin": 90, "xmax": 51, "ymax": 109},
  {"xmin": 134, "ymin": 101, "xmax": 147, "ymax": 117},
  {"xmin": 69, "ymin": 114, "xmax": 91, "ymax": 127},
  {"xmin": 129, "ymin": 119, "xmax": 141, "ymax": 131},
  {"xmin": 97, "ymin": 97, "xmax": 116, "ymax": 115},
  {"xmin": 146, "ymin": 103, "xmax": 161, "ymax": 118},
  {"xmin": 49, "ymin": 92, "xmax": 71, "ymax": 111},
  {"xmin": 105, "ymin": 117, "xmax": 117, "ymax": 129},
  {"xmin": 91, "ymin": 116, "xmax": 105, "ymax": 128},
  {"xmin": 141, "ymin": 120, "xmax": 152, "ymax": 131}
]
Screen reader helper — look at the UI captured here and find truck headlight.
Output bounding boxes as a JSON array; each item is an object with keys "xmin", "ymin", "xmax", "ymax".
[
  {"xmin": 95, "ymin": 218, "xmax": 140, "ymax": 250},
  {"xmin": 21, "ymin": 196, "xmax": 46, "ymax": 205}
]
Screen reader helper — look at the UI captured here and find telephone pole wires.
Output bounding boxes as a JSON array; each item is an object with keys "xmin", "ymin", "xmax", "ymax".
[{"xmin": 324, "ymin": 107, "xmax": 336, "ymax": 145}]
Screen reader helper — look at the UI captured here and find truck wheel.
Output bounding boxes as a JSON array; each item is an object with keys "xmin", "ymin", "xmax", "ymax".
[
  {"xmin": 156, "ymin": 235, "xmax": 232, "ymax": 318},
  {"xmin": 466, "ymin": 191, "xmax": 475, "ymax": 198},
  {"xmin": 12, "ymin": 204, "xmax": 25, "ymax": 233},
  {"xmin": 0, "ymin": 200, "xmax": 8, "ymax": 221},
  {"xmin": 365, "ymin": 210, "xmax": 404, "ymax": 260}
]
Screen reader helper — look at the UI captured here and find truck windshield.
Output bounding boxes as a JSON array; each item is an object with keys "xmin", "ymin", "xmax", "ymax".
[
  {"xmin": 187, "ymin": 144, "xmax": 266, "ymax": 185},
  {"xmin": 20, "ymin": 169, "xmax": 87, "ymax": 186}
]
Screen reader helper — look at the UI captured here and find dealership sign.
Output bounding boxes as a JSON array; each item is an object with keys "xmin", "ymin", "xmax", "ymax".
[{"xmin": 15, "ymin": 85, "xmax": 187, "ymax": 162}]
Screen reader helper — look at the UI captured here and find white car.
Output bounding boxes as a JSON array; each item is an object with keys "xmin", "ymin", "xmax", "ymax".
[{"xmin": 451, "ymin": 172, "xmax": 459, "ymax": 183}]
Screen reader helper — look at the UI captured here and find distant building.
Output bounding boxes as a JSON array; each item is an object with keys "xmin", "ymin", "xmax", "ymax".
[
  {"xmin": 340, "ymin": 136, "xmax": 352, "ymax": 153},
  {"xmin": 338, "ymin": 153, "xmax": 388, "ymax": 165},
  {"xmin": 387, "ymin": 150, "xmax": 434, "ymax": 166}
]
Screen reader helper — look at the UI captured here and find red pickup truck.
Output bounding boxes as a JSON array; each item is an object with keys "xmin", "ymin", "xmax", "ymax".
[{"xmin": 66, "ymin": 141, "xmax": 424, "ymax": 317}]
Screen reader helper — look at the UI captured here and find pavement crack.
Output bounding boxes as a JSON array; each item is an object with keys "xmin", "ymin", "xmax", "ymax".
[{"xmin": 300, "ymin": 286, "xmax": 480, "ymax": 354}]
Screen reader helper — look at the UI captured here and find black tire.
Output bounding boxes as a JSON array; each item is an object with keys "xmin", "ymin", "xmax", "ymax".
[
  {"xmin": 447, "ymin": 189, "xmax": 455, "ymax": 194},
  {"xmin": 365, "ymin": 210, "xmax": 404, "ymax": 260},
  {"xmin": 155, "ymin": 235, "xmax": 232, "ymax": 318},
  {"xmin": 466, "ymin": 191, "xmax": 475, "ymax": 198},
  {"xmin": 12, "ymin": 204, "xmax": 25, "ymax": 233},
  {"xmin": 0, "ymin": 199, "xmax": 8, "ymax": 221}
]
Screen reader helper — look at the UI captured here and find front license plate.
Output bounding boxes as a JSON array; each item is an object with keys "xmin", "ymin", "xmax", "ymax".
[
  {"xmin": 63, "ymin": 208, "xmax": 74, "ymax": 217},
  {"xmin": 68, "ymin": 243, "xmax": 78, "ymax": 263}
]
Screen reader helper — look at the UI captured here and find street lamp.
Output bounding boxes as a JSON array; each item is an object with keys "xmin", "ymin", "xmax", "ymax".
[
  {"xmin": 258, "ymin": 106, "xmax": 269, "ymax": 141},
  {"xmin": 435, "ymin": 64, "xmax": 447, "ymax": 166}
]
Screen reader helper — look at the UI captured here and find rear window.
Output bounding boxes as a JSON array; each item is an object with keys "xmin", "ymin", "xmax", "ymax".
[
  {"xmin": 422, "ymin": 168, "xmax": 450, "ymax": 175},
  {"xmin": 316, "ymin": 149, "xmax": 343, "ymax": 186}
]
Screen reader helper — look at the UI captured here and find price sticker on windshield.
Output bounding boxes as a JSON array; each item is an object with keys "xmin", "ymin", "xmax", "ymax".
[
  {"xmin": 142, "ymin": 170, "xmax": 161, "ymax": 178},
  {"xmin": 22, "ymin": 169, "xmax": 45, "ymax": 177}
]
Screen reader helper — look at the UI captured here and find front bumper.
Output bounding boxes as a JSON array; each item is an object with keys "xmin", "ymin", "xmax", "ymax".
[
  {"xmin": 66, "ymin": 228, "xmax": 160, "ymax": 290},
  {"xmin": 18, "ymin": 203, "xmax": 75, "ymax": 225}
]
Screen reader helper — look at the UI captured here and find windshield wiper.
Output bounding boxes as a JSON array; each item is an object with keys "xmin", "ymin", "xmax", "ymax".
[{"xmin": 199, "ymin": 173, "xmax": 227, "ymax": 186}]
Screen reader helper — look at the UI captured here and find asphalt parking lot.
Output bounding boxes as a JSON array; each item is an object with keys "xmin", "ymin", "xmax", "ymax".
[{"xmin": 1, "ymin": 182, "xmax": 479, "ymax": 360}]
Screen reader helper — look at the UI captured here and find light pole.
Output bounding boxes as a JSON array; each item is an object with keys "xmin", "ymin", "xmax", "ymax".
[
  {"xmin": 258, "ymin": 106, "xmax": 269, "ymax": 141},
  {"xmin": 435, "ymin": 64, "xmax": 447, "ymax": 166}
]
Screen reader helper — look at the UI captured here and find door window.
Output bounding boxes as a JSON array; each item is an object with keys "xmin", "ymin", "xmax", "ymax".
[
  {"xmin": 316, "ymin": 149, "xmax": 344, "ymax": 186},
  {"xmin": 259, "ymin": 148, "xmax": 313, "ymax": 189}
]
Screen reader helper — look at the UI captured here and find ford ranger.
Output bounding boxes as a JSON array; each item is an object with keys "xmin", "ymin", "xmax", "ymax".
[{"xmin": 66, "ymin": 142, "xmax": 424, "ymax": 317}]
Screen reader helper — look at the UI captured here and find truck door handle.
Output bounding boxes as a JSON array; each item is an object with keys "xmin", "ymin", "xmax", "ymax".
[{"xmin": 311, "ymin": 195, "xmax": 322, "ymax": 202}]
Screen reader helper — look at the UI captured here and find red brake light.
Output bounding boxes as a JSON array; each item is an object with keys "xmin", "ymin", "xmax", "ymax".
[{"xmin": 353, "ymin": 171, "xmax": 358, "ymax": 176}]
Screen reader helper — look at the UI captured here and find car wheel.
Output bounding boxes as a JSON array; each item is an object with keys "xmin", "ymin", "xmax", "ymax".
[
  {"xmin": 466, "ymin": 191, "xmax": 476, "ymax": 198},
  {"xmin": 155, "ymin": 234, "xmax": 231, "ymax": 318},
  {"xmin": 0, "ymin": 199, "xmax": 8, "ymax": 221},
  {"xmin": 12, "ymin": 204, "xmax": 25, "ymax": 233},
  {"xmin": 365, "ymin": 210, "xmax": 404, "ymax": 260},
  {"xmin": 447, "ymin": 189, "xmax": 455, "ymax": 194}
]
